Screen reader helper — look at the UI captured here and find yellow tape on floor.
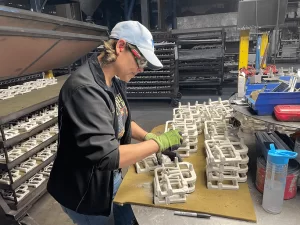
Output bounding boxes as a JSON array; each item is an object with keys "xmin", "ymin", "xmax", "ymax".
[{"xmin": 114, "ymin": 125, "xmax": 257, "ymax": 222}]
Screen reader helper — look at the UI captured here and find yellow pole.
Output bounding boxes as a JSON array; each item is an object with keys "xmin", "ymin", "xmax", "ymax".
[
  {"xmin": 238, "ymin": 30, "xmax": 250, "ymax": 70},
  {"xmin": 44, "ymin": 70, "xmax": 54, "ymax": 78},
  {"xmin": 260, "ymin": 33, "xmax": 269, "ymax": 68}
]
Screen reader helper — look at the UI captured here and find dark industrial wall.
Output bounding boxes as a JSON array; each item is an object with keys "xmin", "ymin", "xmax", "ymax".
[{"xmin": 177, "ymin": 0, "xmax": 239, "ymax": 17}]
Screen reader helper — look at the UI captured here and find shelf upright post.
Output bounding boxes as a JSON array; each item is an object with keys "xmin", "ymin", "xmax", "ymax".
[{"xmin": 0, "ymin": 125, "xmax": 18, "ymax": 205}]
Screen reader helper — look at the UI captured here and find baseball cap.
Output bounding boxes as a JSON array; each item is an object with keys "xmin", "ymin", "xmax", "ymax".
[{"xmin": 110, "ymin": 21, "xmax": 163, "ymax": 70}]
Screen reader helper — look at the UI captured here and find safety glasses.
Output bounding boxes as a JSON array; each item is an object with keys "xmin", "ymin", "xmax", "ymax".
[{"xmin": 127, "ymin": 44, "xmax": 148, "ymax": 69}]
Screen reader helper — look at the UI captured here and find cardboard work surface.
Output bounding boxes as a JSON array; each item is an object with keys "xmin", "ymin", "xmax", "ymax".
[{"xmin": 114, "ymin": 125, "xmax": 257, "ymax": 222}]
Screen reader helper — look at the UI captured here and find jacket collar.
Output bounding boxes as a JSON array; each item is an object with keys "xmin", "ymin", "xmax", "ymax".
[{"xmin": 88, "ymin": 54, "xmax": 111, "ymax": 89}]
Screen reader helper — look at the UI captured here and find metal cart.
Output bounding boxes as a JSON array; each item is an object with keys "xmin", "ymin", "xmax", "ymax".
[
  {"xmin": 172, "ymin": 28, "xmax": 226, "ymax": 95},
  {"xmin": 127, "ymin": 32, "xmax": 181, "ymax": 107}
]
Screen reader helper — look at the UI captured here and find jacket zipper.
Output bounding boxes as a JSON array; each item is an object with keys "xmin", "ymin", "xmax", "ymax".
[{"xmin": 75, "ymin": 166, "xmax": 94, "ymax": 212}]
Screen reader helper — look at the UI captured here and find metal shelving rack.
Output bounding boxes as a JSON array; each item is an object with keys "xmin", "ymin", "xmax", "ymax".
[
  {"xmin": 0, "ymin": 75, "xmax": 67, "ymax": 224},
  {"xmin": 224, "ymin": 53, "xmax": 238, "ymax": 83},
  {"xmin": 127, "ymin": 32, "xmax": 181, "ymax": 106},
  {"xmin": 172, "ymin": 28, "xmax": 226, "ymax": 95},
  {"xmin": 0, "ymin": 6, "xmax": 109, "ymax": 225},
  {"xmin": 0, "ymin": 73, "xmax": 44, "ymax": 89}
]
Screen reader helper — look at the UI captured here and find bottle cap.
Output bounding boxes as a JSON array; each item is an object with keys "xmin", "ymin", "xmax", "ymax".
[{"xmin": 268, "ymin": 144, "xmax": 298, "ymax": 165}]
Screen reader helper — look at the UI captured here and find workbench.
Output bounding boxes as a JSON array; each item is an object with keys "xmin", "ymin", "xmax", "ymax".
[
  {"xmin": 229, "ymin": 94, "xmax": 300, "ymax": 129},
  {"xmin": 115, "ymin": 125, "xmax": 256, "ymax": 223},
  {"xmin": 127, "ymin": 117, "xmax": 300, "ymax": 225}
]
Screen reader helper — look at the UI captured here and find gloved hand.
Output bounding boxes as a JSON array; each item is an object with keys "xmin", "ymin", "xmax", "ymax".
[
  {"xmin": 144, "ymin": 133, "xmax": 157, "ymax": 141},
  {"xmin": 144, "ymin": 132, "xmax": 183, "ymax": 164},
  {"xmin": 161, "ymin": 150, "xmax": 183, "ymax": 162},
  {"xmin": 147, "ymin": 129, "xmax": 183, "ymax": 153}
]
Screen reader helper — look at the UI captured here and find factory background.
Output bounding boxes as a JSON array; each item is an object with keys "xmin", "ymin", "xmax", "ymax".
[{"xmin": 0, "ymin": 1, "xmax": 300, "ymax": 225}]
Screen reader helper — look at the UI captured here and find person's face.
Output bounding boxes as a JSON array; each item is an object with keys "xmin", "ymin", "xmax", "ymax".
[{"xmin": 114, "ymin": 39, "xmax": 147, "ymax": 83}]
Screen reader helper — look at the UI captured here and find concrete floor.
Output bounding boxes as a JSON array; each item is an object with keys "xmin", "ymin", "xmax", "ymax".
[{"xmin": 27, "ymin": 87, "xmax": 300, "ymax": 225}]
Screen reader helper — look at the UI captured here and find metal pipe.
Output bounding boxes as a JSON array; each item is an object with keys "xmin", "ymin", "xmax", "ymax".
[
  {"xmin": 41, "ymin": 0, "xmax": 48, "ymax": 12},
  {"xmin": 141, "ymin": 0, "xmax": 150, "ymax": 28},
  {"xmin": 273, "ymin": 0, "xmax": 280, "ymax": 64},
  {"xmin": 124, "ymin": 0, "xmax": 129, "ymax": 20},
  {"xmin": 172, "ymin": 0, "xmax": 177, "ymax": 29},
  {"xmin": 127, "ymin": 0, "xmax": 136, "ymax": 20},
  {"xmin": 30, "ymin": 0, "xmax": 41, "ymax": 12},
  {"xmin": 157, "ymin": 0, "xmax": 165, "ymax": 30},
  {"xmin": 256, "ymin": 35, "xmax": 262, "ymax": 71}
]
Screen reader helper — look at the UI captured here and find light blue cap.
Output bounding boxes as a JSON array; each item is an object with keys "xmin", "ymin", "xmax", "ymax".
[
  {"xmin": 268, "ymin": 144, "xmax": 298, "ymax": 164},
  {"xmin": 110, "ymin": 21, "xmax": 163, "ymax": 70}
]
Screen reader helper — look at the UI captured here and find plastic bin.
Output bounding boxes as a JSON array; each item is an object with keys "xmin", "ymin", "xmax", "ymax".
[
  {"xmin": 245, "ymin": 76, "xmax": 292, "ymax": 95},
  {"xmin": 246, "ymin": 89, "xmax": 300, "ymax": 115}
]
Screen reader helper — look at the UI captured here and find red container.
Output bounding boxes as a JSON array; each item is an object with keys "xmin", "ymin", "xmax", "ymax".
[
  {"xmin": 256, "ymin": 156, "xmax": 300, "ymax": 200},
  {"xmin": 274, "ymin": 105, "xmax": 300, "ymax": 122}
]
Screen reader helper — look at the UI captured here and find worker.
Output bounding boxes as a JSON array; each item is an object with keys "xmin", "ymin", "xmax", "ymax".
[{"xmin": 47, "ymin": 21, "xmax": 183, "ymax": 225}]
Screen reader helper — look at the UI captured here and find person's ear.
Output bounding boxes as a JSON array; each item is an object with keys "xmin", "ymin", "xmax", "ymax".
[{"xmin": 116, "ymin": 39, "xmax": 127, "ymax": 54}]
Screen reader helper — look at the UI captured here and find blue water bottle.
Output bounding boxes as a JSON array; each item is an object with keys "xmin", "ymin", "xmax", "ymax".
[{"xmin": 262, "ymin": 144, "xmax": 298, "ymax": 214}]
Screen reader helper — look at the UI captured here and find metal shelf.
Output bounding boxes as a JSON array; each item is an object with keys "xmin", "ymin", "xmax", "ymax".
[
  {"xmin": 179, "ymin": 48, "xmax": 223, "ymax": 60},
  {"xmin": 138, "ymin": 71, "xmax": 174, "ymax": 75},
  {"xmin": 172, "ymin": 27, "xmax": 224, "ymax": 35},
  {"xmin": 0, "ymin": 154, "xmax": 55, "ymax": 190},
  {"xmin": 127, "ymin": 33, "xmax": 180, "ymax": 103},
  {"xmin": 0, "ymin": 73, "xmax": 43, "ymax": 86},
  {"xmin": 154, "ymin": 43, "xmax": 176, "ymax": 47},
  {"xmin": 0, "ymin": 117, "xmax": 58, "ymax": 148},
  {"xmin": 131, "ymin": 76, "xmax": 174, "ymax": 81},
  {"xmin": 154, "ymin": 49, "xmax": 175, "ymax": 54},
  {"xmin": 127, "ymin": 86, "xmax": 174, "ymax": 91},
  {"xmin": 179, "ymin": 60, "xmax": 223, "ymax": 66},
  {"xmin": 153, "ymin": 65, "xmax": 175, "ymax": 69},
  {"xmin": 156, "ymin": 54, "xmax": 175, "ymax": 59},
  {"xmin": 0, "ymin": 75, "xmax": 67, "ymax": 125},
  {"xmin": 179, "ymin": 71, "xmax": 223, "ymax": 77},
  {"xmin": 6, "ymin": 178, "xmax": 48, "ymax": 212},
  {"xmin": 174, "ymin": 28, "xmax": 225, "ymax": 92},
  {"xmin": 0, "ymin": 134, "xmax": 58, "ymax": 170},
  {"xmin": 224, "ymin": 64, "xmax": 238, "ymax": 68},
  {"xmin": 179, "ymin": 65, "xmax": 223, "ymax": 71},
  {"xmin": 0, "ymin": 5, "xmax": 108, "ymax": 36},
  {"xmin": 127, "ymin": 82, "xmax": 174, "ymax": 86},
  {"xmin": 127, "ymin": 92, "xmax": 174, "ymax": 97},
  {"xmin": 180, "ymin": 80, "xmax": 221, "ymax": 86},
  {"xmin": 178, "ymin": 39, "xmax": 223, "ymax": 45},
  {"xmin": 0, "ymin": 27, "xmax": 105, "ymax": 79},
  {"xmin": 285, "ymin": 17, "xmax": 300, "ymax": 22},
  {"xmin": 159, "ymin": 59, "xmax": 174, "ymax": 64}
]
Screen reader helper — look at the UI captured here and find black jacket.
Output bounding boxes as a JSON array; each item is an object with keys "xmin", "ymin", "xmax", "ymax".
[{"xmin": 47, "ymin": 55, "xmax": 132, "ymax": 216}]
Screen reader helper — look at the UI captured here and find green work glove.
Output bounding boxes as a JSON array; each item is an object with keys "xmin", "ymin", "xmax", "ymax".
[
  {"xmin": 149, "ymin": 129, "xmax": 183, "ymax": 153},
  {"xmin": 144, "ymin": 132, "xmax": 183, "ymax": 164},
  {"xmin": 144, "ymin": 133, "xmax": 157, "ymax": 141}
]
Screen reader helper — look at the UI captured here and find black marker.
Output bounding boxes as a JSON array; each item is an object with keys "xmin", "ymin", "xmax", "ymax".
[{"xmin": 174, "ymin": 211, "xmax": 211, "ymax": 219}]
